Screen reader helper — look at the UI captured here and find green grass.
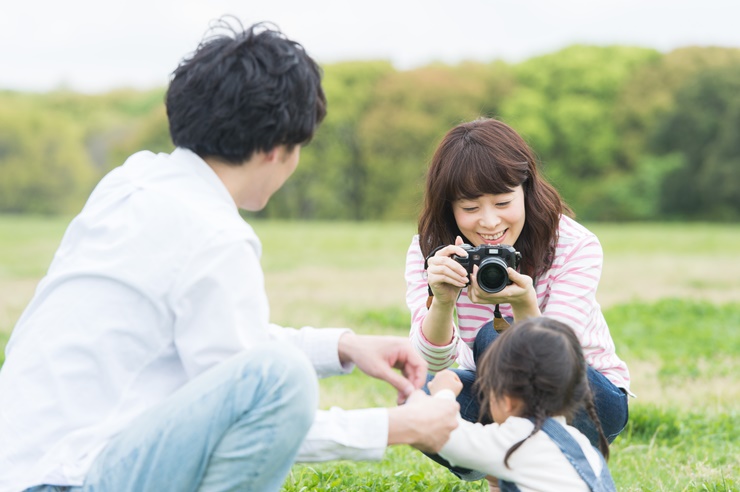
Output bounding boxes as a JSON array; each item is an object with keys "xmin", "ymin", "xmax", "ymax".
[
  {"xmin": 607, "ymin": 299, "xmax": 740, "ymax": 380},
  {"xmin": 0, "ymin": 214, "xmax": 68, "ymax": 278},
  {"xmin": 284, "ymin": 446, "xmax": 488, "ymax": 491},
  {"xmin": 0, "ymin": 331, "xmax": 7, "ymax": 367},
  {"xmin": 291, "ymin": 300, "xmax": 740, "ymax": 492},
  {"xmin": 251, "ymin": 219, "xmax": 417, "ymax": 272},
  {"xmin": 281, "ymin": 403, "xmax": 739, "ymax": 491},
  {"xmin": 588, "ymin": 222, "xmax": 740, "ymax": 255},
  {"xmin": 283, "ymin": 420, "xmax": 740, "ymax": 491},
  {"xmin": 612, "ymin": 406, "xmax": 738, "ymax": 491},
  {"xmin": 1, "ymin": 215, "xmax": 739, "ymax": 490}
]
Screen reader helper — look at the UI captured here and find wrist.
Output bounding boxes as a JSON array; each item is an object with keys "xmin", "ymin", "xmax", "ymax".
[
  {"xmin": 337, "ymin": 331, "xmax": 360, "ymax": 366},
  {"xmin": 430, "ymin": 295, "xmax": 457, "ymax": 310},
  {"xmin": 432, "ymin": 388, "xmax": 458, "ymax": 401},
  {"xmin": 387, "ymin": 405, "xmax": 416, "ymax": 446},
  {"xmin": 422, "ymin": 299, "xmax": 458, "ymax": 346},
  {"xmin": 510, "ymin": 288, "xmax": 540, "ymax": 319}
]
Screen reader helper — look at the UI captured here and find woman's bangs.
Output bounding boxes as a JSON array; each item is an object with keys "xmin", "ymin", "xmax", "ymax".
[{"xmin": 447, "ymin": 153, "xmax": 519, "ymax": 200}]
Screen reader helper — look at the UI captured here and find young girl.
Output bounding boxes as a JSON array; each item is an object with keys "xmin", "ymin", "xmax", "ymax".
[
  {"xmin": 428, "ymin": 317, "xmax": 616, "ymax": 492},
  {"xmin": 405, "ymin": 118, "xmax": 630, "ymax": 459}
]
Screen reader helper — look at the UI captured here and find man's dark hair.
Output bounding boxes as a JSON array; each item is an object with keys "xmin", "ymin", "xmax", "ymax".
[{"xmin": 166, "ymin": 17, "xmax": 327, "ymax": 164}]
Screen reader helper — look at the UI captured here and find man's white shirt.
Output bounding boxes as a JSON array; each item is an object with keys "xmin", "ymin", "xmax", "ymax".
[{"xmin": 0, "ymin": 148, "xmax": 386, "ymax": 492}]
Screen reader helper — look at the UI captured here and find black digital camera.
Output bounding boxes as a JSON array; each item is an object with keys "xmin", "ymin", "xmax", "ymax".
[{"xmin": 453, "ymin": 244, "xmax": 522, "ymax": 293}]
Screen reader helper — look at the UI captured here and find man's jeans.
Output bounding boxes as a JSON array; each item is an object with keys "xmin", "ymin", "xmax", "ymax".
[{"xmin": 26, "ymin": 342, "xmax": 318, "ymax": 492}]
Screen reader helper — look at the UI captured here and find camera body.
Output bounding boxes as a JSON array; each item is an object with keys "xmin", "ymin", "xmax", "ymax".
[{"xmin": 453, "ymin": 244, "xmax": 522, "ymax": 293}]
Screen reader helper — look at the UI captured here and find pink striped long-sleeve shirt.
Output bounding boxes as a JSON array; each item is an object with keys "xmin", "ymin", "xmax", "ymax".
[{"xmin": 405, "ymin": 215, "xmax": 630, "ymax": 391}]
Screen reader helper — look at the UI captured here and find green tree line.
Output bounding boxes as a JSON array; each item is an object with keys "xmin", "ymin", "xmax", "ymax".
[{"xmin": 1, "ymin": 45, "xmax": 739, "ymax": 221}]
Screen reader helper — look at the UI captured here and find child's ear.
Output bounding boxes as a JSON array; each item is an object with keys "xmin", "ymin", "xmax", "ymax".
[{"xmin": 503, "ymin": 395, "xmax": 525, "ymax": 417}]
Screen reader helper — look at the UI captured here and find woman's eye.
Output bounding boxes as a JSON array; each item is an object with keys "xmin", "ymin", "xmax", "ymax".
[
  {"xmin": 496, "ymin": 201, "xmax": 511, "ymax": 207},
  {"xmin": 462, "ymin": 207, "xmax": 478, "ymax": 212}
]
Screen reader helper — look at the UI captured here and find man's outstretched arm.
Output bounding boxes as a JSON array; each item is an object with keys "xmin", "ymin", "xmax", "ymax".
[{"xmin": 297, "ymin": 391, "xmax": 459, "ymax": 462}]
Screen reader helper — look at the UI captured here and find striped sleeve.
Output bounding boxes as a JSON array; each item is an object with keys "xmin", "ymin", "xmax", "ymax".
[
  {"xmin": 541, "ymin": 234, "xmax": 604, "ymax": 345},
  {"xmin": 404, "ymin": 235, "xmax": 459, "ymax": 373},
  {"xmin": 540, "ymin": 217, "xmax": 630, "ymax": 390}
]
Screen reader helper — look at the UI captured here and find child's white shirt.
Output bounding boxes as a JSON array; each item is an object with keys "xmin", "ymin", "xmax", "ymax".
[{"xmin": 435, "ymin": 389, "xmax": 603, "ymax": 492}]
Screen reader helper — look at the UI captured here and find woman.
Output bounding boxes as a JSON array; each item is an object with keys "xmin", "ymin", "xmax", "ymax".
[{"xmin": 405, "ymin": 117, "xmax": 630, "ymax": 479}]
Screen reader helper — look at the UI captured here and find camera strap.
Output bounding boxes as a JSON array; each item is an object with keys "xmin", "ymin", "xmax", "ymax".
[{"xmin": 493, "ymin": 304, "xmax": 511, "ymax": 332}]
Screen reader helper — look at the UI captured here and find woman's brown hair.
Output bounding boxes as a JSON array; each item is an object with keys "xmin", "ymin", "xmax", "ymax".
[
  {"xmin": 475, "ymin": 317, "xmax": 610, "ymax": 466},
  {"xmin": 417, "ymin": 118, "xmax": 572, "ymax": 278}
]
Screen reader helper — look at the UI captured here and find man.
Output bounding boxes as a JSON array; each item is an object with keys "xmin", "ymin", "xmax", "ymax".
[{"xmin": 0, "ymin": 18, "xmax": 458, "ymax": 492}]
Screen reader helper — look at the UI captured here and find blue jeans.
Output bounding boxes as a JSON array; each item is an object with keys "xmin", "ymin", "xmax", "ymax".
[
  {"xmin": 26, "ymin": 342, "xmax": 318, "ymax": 492},
  {"xmin": 425, "ymin": 321, "xmax": 629, "ymax": 481}
]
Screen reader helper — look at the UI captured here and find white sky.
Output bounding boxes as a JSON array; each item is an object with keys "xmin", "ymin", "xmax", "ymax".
[{"xmin": 1, "ymin": 0, "xmax": 738, "ymax": 93}]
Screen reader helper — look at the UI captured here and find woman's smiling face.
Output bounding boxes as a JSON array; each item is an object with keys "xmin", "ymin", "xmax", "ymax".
[{"xmin": 451, "ymin": 186, "xmax": 526, "ymax": 247}]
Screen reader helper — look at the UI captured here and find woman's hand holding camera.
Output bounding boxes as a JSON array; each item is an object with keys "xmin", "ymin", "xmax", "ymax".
[
  {"xmin": 467, "ymin": 266, "xmax": 541, "ymax": 320},
  {"xmin": 426, "ymin": 236, "xmax": 541, "ymax": 321},
  {"xmin": 425, "ymin": 236, "xmax": 470, "ymax": 306},
  {"xmin": 422, "ymin": 236, "xmax": 472, "ymax": 345}
]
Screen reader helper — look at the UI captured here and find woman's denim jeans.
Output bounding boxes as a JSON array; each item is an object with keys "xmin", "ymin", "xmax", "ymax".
[
  {"xmin": 425, "ymin": 321, "xmax": 629, "ymax": 481},
  {"xmin": 26, "ymin": 342, "xmax": 318, "ymax": 492}
]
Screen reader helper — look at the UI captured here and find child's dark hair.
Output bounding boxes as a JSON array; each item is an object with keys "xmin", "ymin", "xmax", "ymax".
[
  {"xmin": 166, "ymin": 16, "xmax": 327, "ymax": 164},
  {"xmin": 475, "ymin": 317, "xmax": 610, "ymax": 466}
]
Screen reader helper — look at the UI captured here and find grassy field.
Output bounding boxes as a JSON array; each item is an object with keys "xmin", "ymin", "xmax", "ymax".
[{"xmin": 1, "ymin": 215, "xmax": 739, "ymax": 491}]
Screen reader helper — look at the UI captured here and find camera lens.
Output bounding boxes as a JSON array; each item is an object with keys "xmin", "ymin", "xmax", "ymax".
[{"xmin": 476, "ymin": 257, "xmax": 509, "ymax": 293}]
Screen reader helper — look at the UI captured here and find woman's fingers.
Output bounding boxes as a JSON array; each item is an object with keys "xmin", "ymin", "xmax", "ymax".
[
  {"xmin": 428, "ymin": 253, "xmax": 468, "ymax": 277},
  {"xmin": 505, "ymin": 267, "xmax": 531, "ymax": 288},
  {"xmin": 427, "ymin": 262, "xmax": 469, "ymax": 287},
  {"xmin": 467, "ymin": 267, "xmax": 532, "ymax": 304},
  {"xmin": 433, "ymin": 273, "xmax": 469, "ymax": 288},
  {"xmin": 425, "ymin": 240, "xmax": 471, "ymax": 296},
  {"xmin": 434, "ymin": 243, "xmax": 469, "ymax": 261}
]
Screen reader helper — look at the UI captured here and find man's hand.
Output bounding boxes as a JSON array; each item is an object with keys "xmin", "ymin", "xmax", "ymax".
[
  {"xmin": 338, "ymin": 333, "xmax": 427, "ymax": 404},
  {"xmin": 428, "ymin": 369, "xmax": 463, "ymax": 397},
  {"xmin": 387, "ymin": 390, "xmax": 459, "ymax": 454}
]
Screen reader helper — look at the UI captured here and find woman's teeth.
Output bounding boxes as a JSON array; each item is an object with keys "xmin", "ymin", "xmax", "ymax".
[{"xmin": 480, "ymin": 230, "xmax": 505, "ymax": 241}]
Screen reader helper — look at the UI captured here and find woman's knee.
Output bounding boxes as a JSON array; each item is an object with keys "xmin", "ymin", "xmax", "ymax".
[
  {"xmin": 585, "ymin": 367, "xmax": 629, "ymax": 441},
  {"xmin": 603, "ymin": 391, "xmax": 629, "ymax": 441}
]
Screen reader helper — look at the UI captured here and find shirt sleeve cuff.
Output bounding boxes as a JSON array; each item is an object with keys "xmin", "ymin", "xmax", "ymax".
[
  {"xmin": 414, "ymin": 321, "xmax": 458, "ymax": 348},
  {"xmin": 432, "ymin": 389, "xmax": 458, "ymax": 401},
  {"xmin": 306, "ymin": 327, "xmax": 354, "ymax": 377},
  {"xmin": 267, "ymin": 324, "xmax": 354, "ymax": 378},
  {"xmin": 296, "ymin": 407, "xmax": 388, "ymax": 462}
]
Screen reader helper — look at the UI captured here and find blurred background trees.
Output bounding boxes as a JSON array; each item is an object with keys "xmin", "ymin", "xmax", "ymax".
[{"xmin": 1, "ymin": 45, "xmax": 738, "ymax": 221}]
